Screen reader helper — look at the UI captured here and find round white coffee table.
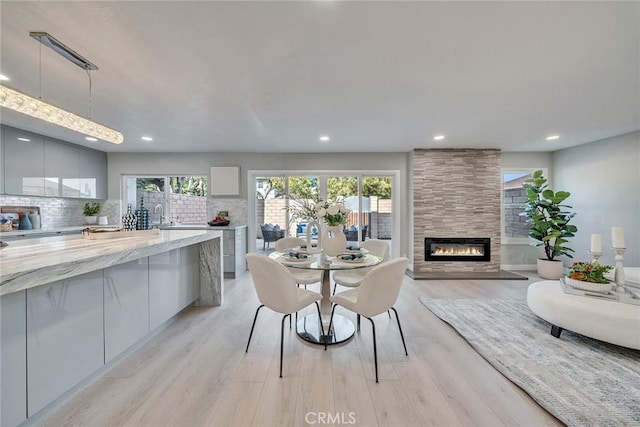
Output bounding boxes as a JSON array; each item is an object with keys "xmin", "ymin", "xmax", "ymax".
[{"xmin": 527, "ymin": 280, "xmax": 640, "ymax": 350}]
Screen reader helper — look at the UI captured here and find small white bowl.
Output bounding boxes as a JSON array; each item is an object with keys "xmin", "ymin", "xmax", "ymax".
[{"xmin": 565, "ymin": 277, "xmax": 613, "ymax": 293}]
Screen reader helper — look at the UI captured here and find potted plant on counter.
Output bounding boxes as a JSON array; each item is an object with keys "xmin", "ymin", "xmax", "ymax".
[
  {"xmin": 521, "ymin": 170, "xmax": 578, "ymax": 279},
  {"xmin": 83, "ymin": 202, "xmax": 102, "ymax": 225}
]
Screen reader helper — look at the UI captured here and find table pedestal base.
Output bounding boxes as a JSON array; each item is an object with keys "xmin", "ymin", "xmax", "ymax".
[{"xmin": 296, "ymin": 314, "xmax": 354, "ymax": 345}]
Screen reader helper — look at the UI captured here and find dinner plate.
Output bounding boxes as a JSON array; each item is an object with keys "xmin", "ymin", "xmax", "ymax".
[
  {"xmin": 281, "ymin": 255, "xmax": 314, "ymax": 263},
  {"xmin": 338, "ymin": 257, "xmax": 365, "ymax": 264}
]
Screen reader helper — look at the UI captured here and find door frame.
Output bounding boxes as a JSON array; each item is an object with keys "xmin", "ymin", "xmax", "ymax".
[{"xmin": 248, "ymin": 169, "xmax": 401, "ymax": 258}]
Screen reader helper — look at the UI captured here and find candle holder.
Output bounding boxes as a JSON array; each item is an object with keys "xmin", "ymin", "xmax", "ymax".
[
  {"xmin": 588, "ymin": 251, "xmax": 602, "ymax": 264},
  {"xmin": 612, "ymin": 247, "xmax": 626, "ymax": 293}
]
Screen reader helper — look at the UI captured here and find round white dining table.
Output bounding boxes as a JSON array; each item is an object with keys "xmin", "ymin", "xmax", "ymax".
[{"xmin": 270, "ymin": 249, "xmax": 383, "ymax": 345}]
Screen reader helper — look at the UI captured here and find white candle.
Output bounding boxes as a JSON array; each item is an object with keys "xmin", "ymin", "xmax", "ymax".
[
  {"xmin": 611, "ymin": 227, "xmax": 625, "ymax": 248},
  {"xmin": 590, "ymin": 234, "xmax": 602, "ymax": 253}
]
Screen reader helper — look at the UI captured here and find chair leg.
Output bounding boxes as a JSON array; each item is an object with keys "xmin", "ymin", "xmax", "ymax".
[
  {"xmin": 314, "ymin": 301, "xmax": 325, "ymax": 336},
  {"xmin": 289, "ymin": 313, "xmax": 292, "ymax": 329},
  {"xmin": 390, "ymin": 307, "xmax": 408, "ymax": 356},
  {"xmin": 387, "ymin": 310, "xmax": 391, "ymax": 318},
  {"xmin": 324, "ymin": 304, "xmax": 338, "ymax": 350},
  {"xmin": 280, "ymin": 314, "xmax": 289, "ymax": 378},
  {"xmin": 332, "ymin": 283, "xmax": 337, "ymax": 295},
  {"xmin": 245, "ymin": 304, "xmax": 265, "ymax": 352},
  {"xmin": 366, "ymin": 317, "xmax": 379, "ymax": 383},
  {"xmin": 357, "ymin": 314, "xmax": 361, "ymax": 332}
]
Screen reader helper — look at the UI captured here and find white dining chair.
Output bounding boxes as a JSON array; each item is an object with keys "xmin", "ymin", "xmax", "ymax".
[
  {"xmin": 245, "ymin": 253, "xmax": 323, "ymax": 378},
  {"xmin": 275, "ymin": 236, "xmax": 322, "ymax": 289},
  {"xmin": 325, "ymin": 257, "xmax": 409, "ymax": 382},
  {"xmin": 332, "ymin": 239, "xmax": 390, "ymax": 295}
]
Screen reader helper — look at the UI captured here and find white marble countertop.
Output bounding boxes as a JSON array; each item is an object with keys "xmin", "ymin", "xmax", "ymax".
[
  {"xmin": 0, "ymin": 229, "xmax": 222, "ymax": 296},
  {"xmin": 159, "ymin": 223, "xmax": 247, "ymax": 230},
  {"xmin": 0, "ymin": 226, "xmax": 87, "ymax": 239}
]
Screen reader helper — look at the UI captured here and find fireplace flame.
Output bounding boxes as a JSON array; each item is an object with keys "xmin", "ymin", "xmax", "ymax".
[{"xmin": 432, "ymin": 246, "xmax": 484, "ymax": 256}]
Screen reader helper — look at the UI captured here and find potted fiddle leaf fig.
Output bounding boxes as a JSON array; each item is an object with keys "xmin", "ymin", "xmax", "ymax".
[{"xmin": 520, "ymin": 170, "xmax": 578, "ymax": 279}]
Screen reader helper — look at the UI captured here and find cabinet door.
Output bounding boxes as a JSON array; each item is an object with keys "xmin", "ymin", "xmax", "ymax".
[
  {"xmin": 27, "ymin": 270, "xmax": 104, "ymax": 416},
  {"xmin": 44, "ymin": 139, "xmax": 80, "ymax": 197},
  {"xmin": 79, "ymin": 147, "xmax": 107, "ymax": 199},
  {"xmin": 1, "ymin": 291, "xmax": 27, "ymax": 427},
  {"xmin": 104, "ymin": 258, "xmax": 149, "ymax": 362},
  {"xmin": 3, "ymin": 127, "xmax": 45, "ymax": 195},
  {"xmin": 0, "ymin": 126, "xmax": 4, "ymax": 193},
  {"xmin": 149, "ymin": 249, "xmax": 181, "ymax": 330},
  {"xmin": 179, "ymin": 244, "xmax": 200, "ymax": 309},
  {"xmin": 235, "ymin": 227, "xmax": 247, "ymax": 275}
]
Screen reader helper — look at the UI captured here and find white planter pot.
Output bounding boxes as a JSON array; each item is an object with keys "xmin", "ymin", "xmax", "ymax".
[
  {"xmin": 84, "ymin": 216, "xmax": 97, "ymax": 225},
  {"xmin": 322, "ymin": 225, "xmax": 347, "ymax": 256},
  {"xmin": 537, "ymin": 258, "xmax": 564, "ymax": 280}
]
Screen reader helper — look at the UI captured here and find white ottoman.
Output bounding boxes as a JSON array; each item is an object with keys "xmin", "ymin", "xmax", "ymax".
[{"xmin": 527, "ymin": 280, "xmax": 640, "ymax": 350}]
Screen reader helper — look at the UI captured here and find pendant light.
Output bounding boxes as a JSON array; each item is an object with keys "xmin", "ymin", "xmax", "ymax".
[{"xmin": 0, "ymin": 32, "xmax": 123, "ymax": 144}]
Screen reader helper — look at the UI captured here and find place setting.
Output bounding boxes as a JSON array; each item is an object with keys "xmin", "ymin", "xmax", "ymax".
[{"xmin": 278, "ymin": 250, "xmax": 316, "ymax": 266}]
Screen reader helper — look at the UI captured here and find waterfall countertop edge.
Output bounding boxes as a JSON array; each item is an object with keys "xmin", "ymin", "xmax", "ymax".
[{"xmin": 0, "ymin": 229, "xmax": 223, "ymax": 296}]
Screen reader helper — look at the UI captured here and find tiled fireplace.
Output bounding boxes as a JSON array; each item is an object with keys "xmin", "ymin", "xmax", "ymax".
[{"xmin": 413, "ymin": 149, "xmax": 501, "ymax": 273}]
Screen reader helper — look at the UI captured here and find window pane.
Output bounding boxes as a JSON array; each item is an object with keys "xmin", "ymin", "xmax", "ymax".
[{"xmin": 503, "ymin": 172, "xmax": 531, "ymax": 238}]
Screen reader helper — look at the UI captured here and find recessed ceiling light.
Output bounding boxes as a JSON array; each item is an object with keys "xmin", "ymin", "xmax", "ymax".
[
  {"xmin": 17, "ymin": 137, "xmax": 31, "ymax": 142},
  {"xmin": 546, "ymin": 135, "xmax": 560, "ymax": 141},
  {"xmin": 319, "ymin": 135, "xmax": 330, "ymax": 142},
  {"xmin": 85, "ymin": 137, "xmax": 98, "ymax": 142},
  {"xmin": 0, "ymin": 74, "xmax": 9, "ymax": 81},
  {"xmin": 433, "ymin": 135, "xmax": 445, "ymax": 141},
  {"xmin": 141, "ymin": 136, "xmax": 153, "ymax": 141}
]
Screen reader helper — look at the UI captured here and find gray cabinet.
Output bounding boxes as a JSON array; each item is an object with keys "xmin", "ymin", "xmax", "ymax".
[
  {"xmin": 44, "ymin": 139, "xmax": 80, "ymax": 197},
  {"xmin": 26, "ymin": 270, "xmax": 104, "ymax": 416},
  {"xmin": 149, "ymin": 249, "xmax": 181, "ymax": 330},
  {"xmin": 1, "ymin": 125, "xmax": 107, "ymax": 198},
  {"xmin": 1, "ymin": 291, "xmax": 27, "ymax": 427},
  {"xmin": 104, "ymin": 258, "xmax": 150, "ymax": 362},
  {"xmin": 223, "ymin": 227, "xmax": 247, "ymax": 278},
  {"xmin": 79, "ymin": 147, "xmax": 107, "ymax": 199},
  {"xmin": 0, "ymin": 126, "xmax": 4, "ymax": 193},
  {"xmin": 180, "ymin": 244, "xmax": 200, "ymax": 309},
  {"xmin": 3, "ymin": 127, "xmax": 45, "ymax": 196}
]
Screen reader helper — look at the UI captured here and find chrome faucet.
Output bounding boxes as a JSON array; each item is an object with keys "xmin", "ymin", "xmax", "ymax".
[{"xmin": 154, "ymin": 204, "xmax": 165, "ymax": 224}]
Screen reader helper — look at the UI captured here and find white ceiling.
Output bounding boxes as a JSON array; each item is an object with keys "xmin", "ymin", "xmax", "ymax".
[{"xmin": 1, "ymin": 1, "xmax": 639, "ymax": 153}]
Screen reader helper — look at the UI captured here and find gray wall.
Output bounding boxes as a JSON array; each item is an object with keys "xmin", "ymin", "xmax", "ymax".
[{"xmin": 553, "ymin": 131, "xmax": 640, "ymax": 267}]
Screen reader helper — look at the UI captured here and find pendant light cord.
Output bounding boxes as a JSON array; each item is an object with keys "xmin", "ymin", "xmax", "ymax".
[
  {"xmin": 86, "ymin": 69, "xmax": 92, "ymax": 119},
  {"xmin": 38, "ymin": 43, "xmax": 42, "ymax": 99}
]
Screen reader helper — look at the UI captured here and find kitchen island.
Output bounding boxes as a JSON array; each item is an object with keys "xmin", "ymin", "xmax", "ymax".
[
  {"xmin": 160, "ymin": 223, "xmax": 247, "ymax": 277},
  {"xmin": 0, "ymin": 229, "xmax": 223, "ymax": 427}
]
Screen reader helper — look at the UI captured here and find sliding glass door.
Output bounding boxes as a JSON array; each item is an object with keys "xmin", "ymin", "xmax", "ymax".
[{"xmin": 252, "ymin": 171, "xmax": 396, "ymax": 256}]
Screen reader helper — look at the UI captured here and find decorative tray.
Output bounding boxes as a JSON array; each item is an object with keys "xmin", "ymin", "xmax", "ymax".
[
  {"xmin": 560, "ymin": 278, "xmax": 640, "ymax": 306},
  {"xmin": 82, "ymin": 228, "xmax": 160, "ymax": 240},
  {"xmin": 207, "ymin": 221, "xmax": 230, "ymax": 226}
]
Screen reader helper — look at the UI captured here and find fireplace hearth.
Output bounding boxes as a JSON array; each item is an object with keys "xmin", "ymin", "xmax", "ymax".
[{"xmin": 425, "ymin": 238, "xmax": 491, "ymax": 262}]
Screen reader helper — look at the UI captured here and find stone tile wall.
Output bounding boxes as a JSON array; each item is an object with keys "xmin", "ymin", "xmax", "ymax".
[
  {"xmin": 0, "ymin": 195, "xmax": 119, "ymax": 228},
  {"xmin": 412, "ymin": 149, "xmax": 502, "ymax": 273}
]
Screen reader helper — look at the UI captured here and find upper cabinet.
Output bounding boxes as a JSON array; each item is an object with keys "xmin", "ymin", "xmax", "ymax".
[
  {"xmin": 44, "ymin": 140, "xmax": 80, "ymax": 198},
  {"xmin": 2, "ymin": 126, "xmax": 107, "ymax": 199},
  {"xmin": 3, "ymin": 127, "xmax": 45, "ymax": 196},
  {"xmin": 79, "ymin": 147, "xmax": 107, "ymax": 199}
]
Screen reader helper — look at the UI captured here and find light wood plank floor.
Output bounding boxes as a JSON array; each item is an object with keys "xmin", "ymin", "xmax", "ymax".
[{"xmin": 42, "ymin": 270, "xmax": 561, "ymax": 427}]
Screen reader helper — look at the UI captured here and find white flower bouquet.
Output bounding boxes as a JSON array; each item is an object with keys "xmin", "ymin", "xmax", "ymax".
[{"xmin": 315, "ymin": 200, "xmax": 350, "ymax": 226}]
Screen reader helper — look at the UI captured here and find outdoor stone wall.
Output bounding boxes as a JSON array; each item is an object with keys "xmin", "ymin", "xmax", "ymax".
[
  {"xmin": 263, "ymin": 198, "xmax": 288, "ymax": 234},
  {"xmin": 412, "ymin": 149, "xmax": 502, "ymax": 273},
  {"xmin": 137, "ymin": 190, "xmax": 207, "ymax": 224},
  {"xmin": 504, "ymin": 187, "xmax": 529, "ymax": 238}
]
